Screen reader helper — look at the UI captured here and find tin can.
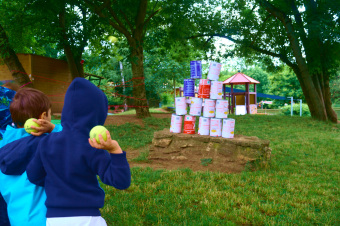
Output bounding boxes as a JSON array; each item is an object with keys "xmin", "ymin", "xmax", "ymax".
[
  {"xmin": 198, "ymin": 79, "xmax": 211, "ymax": 99},
  {"xmin": 210, "ymin": 81, "xmax": 223, "ymax": 99},
  {"xmin": 189, "ymin": 97, "xmax": 203, "ymax": 116},
  {"xmin": 198, "ymin": 117, "xmax": 210, "ymax": 135},
  {"xmin": 215, "ymin": 100, "xmax": 229, "ymax": 118},
  {"xmin": 175, "ymin": 97, "xmax": 187, "ymax": 115},
  {"xmin": 170, "ymin": 114, "xmax": 182, "ymax": 133},
  {"xmin": 210, "ymin": 118, "xmax": 222, "ymax": 137},
  {"xmin": 183, "ymin": 115, "xmax": 196, "ymax": 134},
  {"xmin": 183, "ymin": 79, "xmax": 195, "ymax": 97},
  {"xmin": 207, "ymin": 61, "xmax": 222, "ymax": 81},
  {"xmin": 190, "ymin": 61, "xmax": 202, "ymax": 79},
  {"xmin": 203, "ymin": 99, "xmax": 216, "ymax": 118},
  {"xmin": 222, "ymin": 118, "xmax": 235, "ymax": 138}
]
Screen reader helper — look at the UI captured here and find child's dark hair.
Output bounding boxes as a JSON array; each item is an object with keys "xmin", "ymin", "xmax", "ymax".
[{"xmin": 10, "ymin": 88, "xmax": 51, "ymax": 127}]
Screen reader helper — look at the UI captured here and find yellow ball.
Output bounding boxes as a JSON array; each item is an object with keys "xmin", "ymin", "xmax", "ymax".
[
  {"xmin": 90, "ymin": 126, "xmax": 108, "ymax": 144},
  {"xmin": 24, "ymin": 118, "xmax": 40, "ymax": 134},
  {"xmin": 108, "ymin": 36, "xmax": 118, "ymax": 43}
]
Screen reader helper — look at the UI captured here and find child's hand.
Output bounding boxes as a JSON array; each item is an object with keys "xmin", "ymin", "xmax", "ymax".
[
  {"xmin": 88, "ymin": 130, "xmax": 123, "ymax": 154},
  {"xmin": 30, "ymin": 119, "xmax": 55, "ymax": 136}
]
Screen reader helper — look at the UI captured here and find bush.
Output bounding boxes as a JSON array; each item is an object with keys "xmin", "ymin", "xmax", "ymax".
[
  {"xmin": 107, "ymin": 96, "xmax": 124, "ymax": 106},
  {"xmin": 160, "ymin": 92, "xmax": 174, "ymax": 105},
  {"xmin": 280, "ymin": 103, "xmax": 311, "ymax": 116}
]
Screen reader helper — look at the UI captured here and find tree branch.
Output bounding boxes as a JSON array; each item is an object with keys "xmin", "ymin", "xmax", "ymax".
[
  {"xmin": 134, "ymin": 0, "xmax": 148, "ymax": 39},
  {"xmin": 189, "ymin": 33, "xmax": 297, "ymax": 70},
  {"xmin": 107, "ymin": 6, "xmax": 129, "ymax": 34},
  {"xmin": 250, "ymin": 14, "xmax": 271, "ymax": 46},
  {"xmin": 119, "ymin": 9, "xmax": 134, "ymax": 33},
  {"xmin": 144, "ymin": 7, "xmax": 161, "ymax": 27},
  {"xmin": 256, "ymin": 0, "xmax": 308, "ymax": 73},
  {"xmin": 84, "ymin": 0, "xmax": 132, "ymax": 41},
  {"xmin": 289, "ymin": 0, "xmax": 308, "ymax": 49},
  {"xmin": 79, "ymin": 6, "xmax": 88, "ymax": 54}
]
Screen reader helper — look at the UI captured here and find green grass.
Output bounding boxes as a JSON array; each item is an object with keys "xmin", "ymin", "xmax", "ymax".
[
  {"xmin": 114, "ymin": 108, "xmax": 169, "ymax": 115},
  {"xmin": 101, "ymin": 115, "xmax": 339, "ymax": 225},
  {"xmin": 334, "ymin": 107, "xmax": 340, "ymax": 118}
]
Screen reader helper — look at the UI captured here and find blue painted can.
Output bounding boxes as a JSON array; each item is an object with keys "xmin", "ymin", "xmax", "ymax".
[
  {"xmin": 183, "ymin": 79, "xmax": 195, "ymax": 97},
  {"xmin": 190, "ymin": 61, "xmax": 202, "ymax": 79}
]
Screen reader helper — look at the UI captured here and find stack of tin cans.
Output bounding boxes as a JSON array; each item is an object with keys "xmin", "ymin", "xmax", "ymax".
[{"xmin": 169, "ymin": 61, "xmax": 235, "ymax": 138}]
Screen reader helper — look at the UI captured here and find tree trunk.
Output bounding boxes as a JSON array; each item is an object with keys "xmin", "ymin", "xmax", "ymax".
[
  {"xmin": 59, "ymin": 9, "xmax": 84, "ymax": 79},
  {"xmin": 322, "ymin": 73, "xmax": 338, "ymax": 123},
  {"xmin": 0, "ymin": 23, "xmax": 32, "ymax": 88},
  {"xmin": 293, "ymin": 67, "xmax": 337, "ymax": 122},
  {"xmin": 130, "ymin": 45, "xmax": 150, "ymax": 118},
  {"xmin": 63, "ymin": 45, "xmax": 84, "ymax": 79}
]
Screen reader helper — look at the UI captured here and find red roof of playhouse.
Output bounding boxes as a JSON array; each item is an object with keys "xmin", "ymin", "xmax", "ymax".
[{"xmin": 223, "ymin": 72, "xmax": 260, "ymax": 85}]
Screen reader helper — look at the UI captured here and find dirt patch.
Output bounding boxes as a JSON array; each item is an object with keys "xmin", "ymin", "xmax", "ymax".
[{"xmin": 128, "ymin": 151, "xmax": 246, "ymax": 174}]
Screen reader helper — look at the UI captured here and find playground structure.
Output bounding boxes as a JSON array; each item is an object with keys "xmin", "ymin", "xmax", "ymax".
[
  {"xmin": 222, "ymin": 72, "xmax": 260, "ymax": 115},
  {"xmin": 177, "ymin": 71, "xmax": 260, "ymax": 115}
]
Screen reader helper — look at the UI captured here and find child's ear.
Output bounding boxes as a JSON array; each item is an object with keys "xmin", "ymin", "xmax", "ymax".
[{"xmin": 39, "ymin": 112, "xmax": 47, "ymax": 119}]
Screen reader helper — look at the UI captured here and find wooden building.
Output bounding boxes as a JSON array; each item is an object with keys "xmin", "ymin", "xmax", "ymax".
[{"xmin": 0, "ymin": 54, "xmax": 73, "ymax": 113}]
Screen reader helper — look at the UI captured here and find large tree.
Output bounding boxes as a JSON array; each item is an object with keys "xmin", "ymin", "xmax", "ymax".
[
  {"xmin": 0, "ymin": 1, "xmax": 33, "ymax": 87},
  {"xmin": 0, "ymin": 23, "xmax": 32, "ymax": 87},
  {"xmin": 192, "ymin": 0, "xmax": 339, "ymax": 122},
  {"xmin": 29, "ymin": 0, "xmax": 102, "ymax": 79},
  {"xmin": 84, "ymin": 0, "xmax": 202, "ymax": 118}
]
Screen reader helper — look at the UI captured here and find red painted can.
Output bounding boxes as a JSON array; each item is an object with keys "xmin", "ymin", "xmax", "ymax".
[
  {"xmin": 183, "ymin": 115, "xmax": 196, "ymax": 134},
  {"xmin": 198, "ymin": 79, "xmax": 211, "ymax": 99}
]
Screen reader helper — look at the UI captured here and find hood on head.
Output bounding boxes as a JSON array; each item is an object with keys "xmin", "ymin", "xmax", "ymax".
[{"xmin": 61, "ymin": 78, "xmax": 108, "ymax": 133}]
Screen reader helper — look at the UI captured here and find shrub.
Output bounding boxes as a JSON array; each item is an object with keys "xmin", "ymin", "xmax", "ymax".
[
  {"xmin": 107, "ymin": 96, "xmax": 124, "ymax": 106},
  {"xmin": 280, "ymin": 103, "xmax": 311, "ymax": 116},
  {"xmin": 160, "ymin": 92, "xmax": 174, "ymax": 105}
]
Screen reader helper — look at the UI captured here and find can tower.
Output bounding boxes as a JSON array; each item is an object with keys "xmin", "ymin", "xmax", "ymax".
[{"xmin": 170, "ymin": 61, "xmax": 235, "ymax": 138}]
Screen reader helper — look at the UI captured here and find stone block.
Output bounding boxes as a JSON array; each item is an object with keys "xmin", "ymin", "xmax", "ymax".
[
  {"xmin": 154, "ymin": 129, "xmax": 173, "ymax": 139},
  {"xmin": 152, "ymin": 138, "xmax": 172, "ymax": 147},
  {"xmin": 149, "ymin": 130, "xmax": 271, "ymax": 171}
]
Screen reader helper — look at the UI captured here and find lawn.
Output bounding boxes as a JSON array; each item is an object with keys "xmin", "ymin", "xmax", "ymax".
[
  {"xmin": 114, "ymin": 108, "xmax": 169, "ymax": 115},
  {"xmin": 100, "ymin": 115, "xmax": 340, "ymax": 225}
]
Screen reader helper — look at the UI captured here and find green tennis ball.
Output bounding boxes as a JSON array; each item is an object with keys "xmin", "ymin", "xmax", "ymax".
[
  {"xmin": 108, "ymin": 36, "xmax": 118, "ymax": 43},
  {"xmin": 90, "ymin": 126, "xmax": 108, "ymax": 144},
  {"xmin": 24, "ymin": 118, "xmax": 40, "ymax": 134}
]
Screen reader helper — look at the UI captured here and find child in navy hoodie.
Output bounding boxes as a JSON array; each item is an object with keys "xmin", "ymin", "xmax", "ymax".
[{"xmin": 27, "ymin": 77, "xmax": 131, "ymax": 226}]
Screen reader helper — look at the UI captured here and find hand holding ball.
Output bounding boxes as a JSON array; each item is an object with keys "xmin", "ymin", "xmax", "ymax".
[
  {"xmin": 24, "ymin": 118, "xmax": 40, "ymax": 134},
  {"xmin": 90, "ymin": 126, "xmax": 108, "ymax": 144}
]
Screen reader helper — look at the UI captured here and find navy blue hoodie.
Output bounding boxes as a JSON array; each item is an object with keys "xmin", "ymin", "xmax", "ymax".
[{"xmin": 26, "ymin": 77, "xmax": 131, "ymax": 218}]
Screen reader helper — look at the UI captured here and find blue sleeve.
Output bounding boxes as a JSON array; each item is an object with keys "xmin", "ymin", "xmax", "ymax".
[
  {"xmin": 26, "ymin": 148, "xmax": 46, "ymax": 187},
  {"xmin": 0, "ymin": 193, "xmax": 10, "ymax": 226},
  {"xmin": 90, "ymin": 150, "xmax": 131, "ymax": 190},
  {"xmin": 52, "ymin": 124, "xmax": 63, "ymax": 133}
]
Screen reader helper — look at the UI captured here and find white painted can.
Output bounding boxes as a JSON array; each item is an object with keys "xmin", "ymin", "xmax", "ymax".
[
  {"xmin": 198, "ymin": 117, "xmax": 210, "ymax": 135},
  {"xmin": 189, "ymin": 97, "xmax": 203, "ymax": 116},
  {"xmin": 215, "ymin": 100, "xmax": 229, "ymax": 118},
  {"xmin": 170, "ymin": 114, "xmax": 182, "ymax": 133},
  {"xmin": 207, "ymin": 61, "xmax": 222, "ymax": 80},
  {"xmin": 210, "ymin": 118, "xmax": 222, "ymax": 137},
  {"xmin": 210, "ymin": 81, "xmax": 223, "ymax": 99},
  {"xmin": 203, "ymin": 99, "xmax": 216, "ymax": 118},
  {"xmin": 222, "ymin": 118, "xmax": 235, "ymax": 138},
  {"xmin": 175, "ymin": 97, "xmax": 187, "ymax": 115}
]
